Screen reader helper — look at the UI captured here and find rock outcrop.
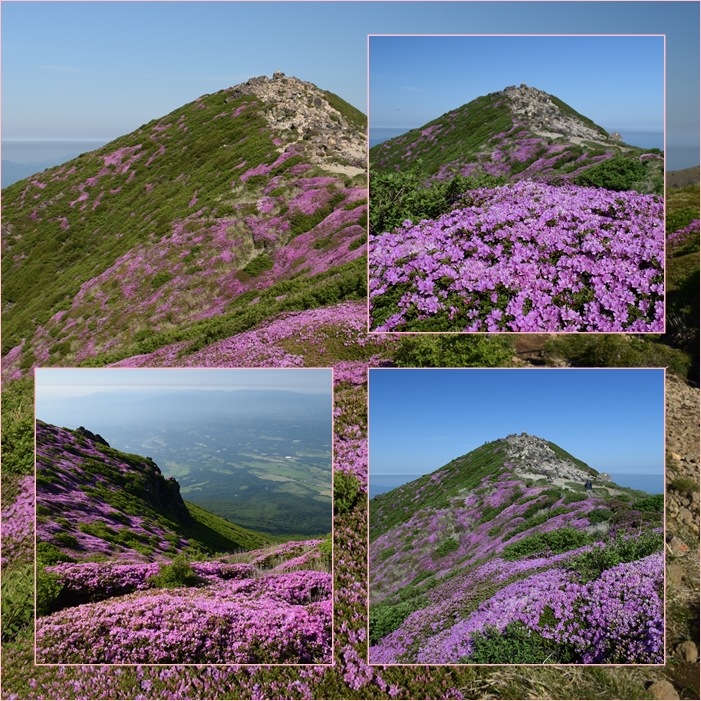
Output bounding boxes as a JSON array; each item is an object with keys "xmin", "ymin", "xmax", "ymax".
[
  {"xmin": 225, "ymin": 72, "xmax": 365, "ymax": 170},
  {"xmin": 501, "ymin": 84, "xmax": 610, "ymax": 143},
  {"xmin": 76, "ymin": 426, "xmax": 110, "ymax": 448},
  {"xmin": 500, "ymin": 432, "xmax": 597, "ymax": 485}
]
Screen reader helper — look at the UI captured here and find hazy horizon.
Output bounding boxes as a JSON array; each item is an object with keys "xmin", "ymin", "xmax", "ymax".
[{"xmin": 3, "ymin": 3, "xmax": 697, "ymax": 144}]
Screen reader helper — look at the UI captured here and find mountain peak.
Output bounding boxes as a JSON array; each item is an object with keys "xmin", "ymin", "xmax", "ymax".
[
  {"xmin": 500, "ymin": 432, "xmax": 598, "ymax": 484},
  {"xmin": 500, "ymin": 84, "xmax": 610, "ymax": 142},
  {"xmin": 224, "ymin": 72, "xmax": 366, "ymax": 170}
]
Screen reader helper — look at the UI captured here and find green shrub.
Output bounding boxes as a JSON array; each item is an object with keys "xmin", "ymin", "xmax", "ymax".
[
  {"xmin": 411, "ymin": 570, "xmax": 434, "ymax": 586},
  {"xmin": 521, "ymin": 495, "xmax": 559, "ymax": 520},
  {"xmin": 148, "ymin": 554, "xmax": 199, "ymax": 589},
  {"xmin": 379, "ymin": 547, "xmax": 396, "ymax": 561},
  {"xmin": 586, "ymin": 508, "xmax": 614, "ymax": 524},
  {"xmin": 666, "ymin": 206, "xmax": 700, "ymax": 236},
  {"xmin": 670, "ymin": 477, "xmax": 698, "ymax": 494},
  {"xmin": 1, "ymin": 564, "xmax": 34, "ymax": 641},
  {"xmin": 633, "ymin": 493, "xmax": 664, "ymax": 512},
  {"xmin": 53, "ymin": 532, "xmax": 79, "ymax": 549},
  {"xmin": 334, "ymin": 471, "xmax": 362, "ymax": 515},
  {"xmin": 544, "ymin": 335, "xmax": 691, "ymax": 378},
  {"xmin": 151, "ymin": 271, "xmax": 173, "ymax": 289},
  {"xmin": 348, "ymin": 233, "xmax": 367, "ymax": 251},
  {"xmin": 369, "ymin": 598, "xmax": 427, "ymax": 645},
  {"xmin": 435, "ymin": 538, "xmax": 459, "ymax": 557},
  {"xmin": 568, "ymin": 530, "xmax": 663, "ymax": 583},
  {"xmin": 502, "ymin": 528, "xmax": 592, "ymax": 561},
  {"xmin": 463, "ymin": 621, "xmax": 576, "ymax": 664},
  {"xmin": 393, "ymin": 334, "xmax": 513, "ymax": 368},
  {"xmin": 563, "ymin": 492, "xmax": 588, "ymax": 505},
  {"xmin": 319, "ymin": 534, "xmax": 332, "ymax": 569},
  {"xmin": 36, "ymin": 570, "xmax": 65, "ymax": 617},
  {"xmin": 574, "ymin": 156, "xmax": 648, "ymax": 192},
  {"xmin": 369, "ymin": 159, "xmax": 507, "ymax": 239},
  {"xmin": 241, "ymin": 253, "xmax": 273, "ymax": 277},
  {"xmin": 36, "ymin": 541, "xmax": 76, "ymax": 567},
  {"xmin": 1, "ymin": 378, "xmax": 35, "ymax": 477}
]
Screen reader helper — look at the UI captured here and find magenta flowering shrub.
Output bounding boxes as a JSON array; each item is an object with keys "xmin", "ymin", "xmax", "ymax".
[
  {"xmin": 42, "ymin": 561, "xmax": 258, "ymax": 602},
  {"xmin": 370, "ymin": 181, "xmax": 664, "ymax": 332},
  {"xmin": 1, "ymin": 475, "xmax": 35, "ymax": 566},
  {"xmin": 413, "ymin": 553, "xmax": 663, "ymax": 664},
  {"xmin": 36, "ymin": 571, "xmax": 333, "ymax": 664},
  {"xmin": 45, "ymin": 561, "xmax": 160, "ymax": 600},
  {"xmin": 668, "ymin": 218, "xmax": 699, "ymax": 253},
  {"xmin": 111, "ymin": 301, "xmax": 393, "ymax": 369}
]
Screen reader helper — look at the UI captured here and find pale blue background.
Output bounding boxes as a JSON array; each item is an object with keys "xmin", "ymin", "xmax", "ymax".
[
  {"xmin": 369, "ymin": 369, "xmax": 665, "ymax": 484},
  {"xmin": 2, "ymin": 2, "xmax": 699, "ymax": 176}
]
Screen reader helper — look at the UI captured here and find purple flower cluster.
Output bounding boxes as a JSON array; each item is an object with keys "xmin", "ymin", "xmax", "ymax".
[
  {"xmin": 1, "ymin": 475, "xmax": 35, "ymax": 566},
  {"xmin": 112, "ymin": 301, "xmax": 389, "ymax": 369},
  {"xmin": 668, "ymin": 218, "xmax": 699, "ymax": 253},
  {"xmin": 414, "ymin": 553, "xmax": 662, "ymax": 664},
  {"xmin": 370, "ymin": 181, "xmax": 664, "ymax": 332},
  {"xmin": 45, "ymin": 561, "xmax": 160, "ymax": 598},
  {"xmin": 36, "ymin": 571, "xmax": 333, "ymax": 664},
  {"xmin": 43, "ymin": 560, "xmax": 258, "ymax": 601}
]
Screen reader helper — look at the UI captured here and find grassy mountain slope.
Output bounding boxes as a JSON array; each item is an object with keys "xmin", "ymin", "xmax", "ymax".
[
  {"xmin": 2, "ymin": 74, "xmax": 367, "ymax": 376},
  {"xmin": 369, "ymin": 435, "xmax": 663, "ymax": 664},
  {"xmin": 370, "ymin": 86, "xmax": 662, "ymax": 192},
  {"xmin": 36, "ymin": 420, "xmax": 271, "ymax": 564}
]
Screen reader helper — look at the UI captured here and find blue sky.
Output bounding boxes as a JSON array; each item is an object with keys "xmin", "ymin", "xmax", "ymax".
[
  {"xmin": 35, "ymin": 368, "xmax": 333, "ymax": 398},
  {"xmin": 370, "ymin": 35, "xmax": 664, "ymax": 132},
  {"xmin": 369, "ymin": 369, "xmax": 665, "ymax": 477},
  {"xmin": 1, "ymin": 2, "xmax": 698, "ymax": 168}
]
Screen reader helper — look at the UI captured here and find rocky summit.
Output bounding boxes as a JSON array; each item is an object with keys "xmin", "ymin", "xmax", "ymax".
[
  {"xmin": 499, "ymin": 432, "xmax": 601, "ymax": 486},
  {"xmin": 501, "ymin": 84, "xmax": 610, "ymax": 143},
  {"xmin": 226, "ymin": 71, "xmax": 366, "ymax": 172}
]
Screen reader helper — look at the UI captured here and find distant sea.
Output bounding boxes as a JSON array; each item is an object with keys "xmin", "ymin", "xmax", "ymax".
[
  {"xmin": 607, "ymin": 473, "xmax": 664, "ymax": 495},
  {"xmin": 370, "ymin": 474, "xmax": 425, "ymax": 499},
  {"xmin": 369, "ymin": 128, "xmax": 698, "ymax": 171},
  {"xmin": 610, "ymin": 130, "xmax": 663, "ymax": 151},
  {"xmin": 370, "ymin": 472, "xmax": 663, "ymax": 498},
  {"xmin": 370, "ymin": 128, "xmax": 415, "ymax": 148},
  {"xmin": 2, "ymin": 140, "xmax": 110, "ymax": 188}
]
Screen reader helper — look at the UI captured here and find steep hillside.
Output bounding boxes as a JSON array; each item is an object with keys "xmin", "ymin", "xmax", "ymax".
[
  {"xmin": 36, "ymin": 420, "xmax": 271, "ymax": 564},
  {"xmin": 371, "ymin": 84, "xmax": 662, "ymax": 190},
  {"xmin": 2, "ymin": 72, "xmax": 367, "ymax": 377},
  {"xmin": 369, "ymin": 433, "xmax": 664, "ymax": 664}
]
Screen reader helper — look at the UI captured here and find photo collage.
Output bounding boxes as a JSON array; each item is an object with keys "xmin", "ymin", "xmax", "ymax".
[{"xmin": 1, "ymin": 2, "xmax": 698, "ymax": 699}]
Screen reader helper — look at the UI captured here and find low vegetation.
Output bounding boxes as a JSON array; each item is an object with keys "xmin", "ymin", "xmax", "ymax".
[{"xmin": 369, "ymin": 436, "xmax": 664, "ymax": 665}]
